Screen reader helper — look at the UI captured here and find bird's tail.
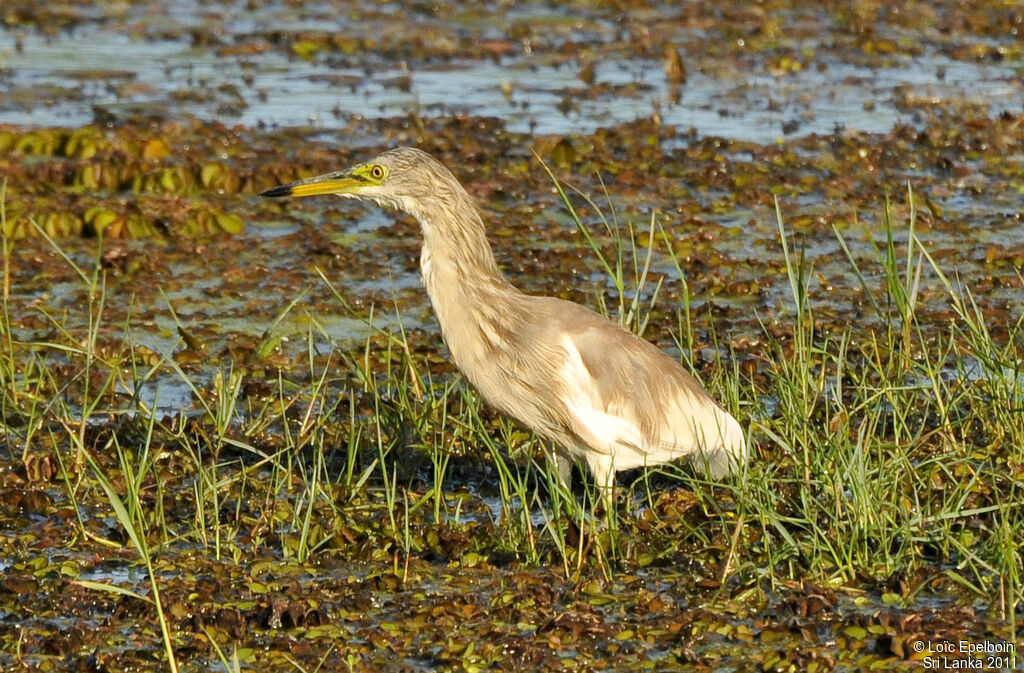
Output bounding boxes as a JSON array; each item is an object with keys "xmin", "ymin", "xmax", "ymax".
[{"xmin": 695, "ymin": 410, "xmax": 747, "ymax": 479}]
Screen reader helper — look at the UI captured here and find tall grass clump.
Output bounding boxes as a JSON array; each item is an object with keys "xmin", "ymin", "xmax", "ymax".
[
  {"xmin": 736, "ymin": 194, "xmax": 1017, "ymax": 619},
  {"xmin": 547, "ymin": 170, "xmax": 1020, "ymax": 618},
  {"xmin": 3, "ymin": 218, "xmax": 182, "ymax": 671}
]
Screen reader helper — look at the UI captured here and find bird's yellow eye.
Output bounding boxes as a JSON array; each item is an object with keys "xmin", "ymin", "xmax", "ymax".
[{"xmin": 369, "ymin": 165, "xmax": 386, "ymax": 180}]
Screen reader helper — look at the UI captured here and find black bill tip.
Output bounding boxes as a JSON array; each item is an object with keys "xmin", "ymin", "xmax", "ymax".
[{"xmin": 260, "ymin": 184, "xmax": 294, "ymax": 198}]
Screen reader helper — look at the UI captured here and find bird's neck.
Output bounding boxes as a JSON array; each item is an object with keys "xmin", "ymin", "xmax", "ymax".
[
  {"xmin": 411, "ymin": 191, "xmax": 514, "ymax": 294},
  {"xmin": 418, "ymin": 209, "xmax": 515, "ymax": 298},
  {"xmin": 413, "ymin": 197, "xmax": 522, "ymax": 363}
]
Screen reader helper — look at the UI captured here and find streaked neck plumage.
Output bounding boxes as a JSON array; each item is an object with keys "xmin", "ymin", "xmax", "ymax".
[
  {"xmin": 401, "ymin": 174, "xmax": 517, "ymax": 297},
  {"xmin": 390, "ymin": 175, "xmax": 523, "ymax": 369}
]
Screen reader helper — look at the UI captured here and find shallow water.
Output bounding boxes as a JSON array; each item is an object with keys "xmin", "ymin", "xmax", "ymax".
[{"xmin": 4, "ymin": 3, "xmax": 1021, "ymax": 143}]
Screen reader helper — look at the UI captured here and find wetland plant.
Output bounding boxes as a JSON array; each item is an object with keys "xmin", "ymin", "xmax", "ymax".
[{"xmin": 0, "ymin": 174, "xmax": 1020, "ymax": 669}]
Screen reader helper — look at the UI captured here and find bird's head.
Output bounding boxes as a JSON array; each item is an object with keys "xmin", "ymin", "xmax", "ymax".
[{"xmin": 260, "ymin": 147, "xmax": 453, "ymax": 217}]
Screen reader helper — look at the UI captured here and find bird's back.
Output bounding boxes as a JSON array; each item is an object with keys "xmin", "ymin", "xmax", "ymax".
[{"xmin": 451, "ymin": 293, "xmax": 746, "ymax": 486}]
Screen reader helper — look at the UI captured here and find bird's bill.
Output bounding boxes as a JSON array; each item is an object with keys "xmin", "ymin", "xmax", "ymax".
[{"xmin": 260, "ymin": 171, "xmax": 362, "ymax": 198}]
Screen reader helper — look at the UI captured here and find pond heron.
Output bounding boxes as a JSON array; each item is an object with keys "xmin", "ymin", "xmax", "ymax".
[{"xmin": 261, "ymin": 147, "xmax": 746, "ymax": 497}]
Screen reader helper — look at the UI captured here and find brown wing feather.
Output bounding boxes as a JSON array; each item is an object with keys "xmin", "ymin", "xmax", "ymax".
[{"xmin": 530, "ymin": 298, "xmax": 716, "ymax": 442}]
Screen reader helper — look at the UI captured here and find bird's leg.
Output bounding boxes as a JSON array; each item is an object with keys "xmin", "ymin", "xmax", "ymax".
[
  {"xmin": 545, "ymin": 447, "xmax": 574, "ymax": 492},
  {"xmin": 586, "ymin": 455, "xmax": 618, "ymax": 519}
]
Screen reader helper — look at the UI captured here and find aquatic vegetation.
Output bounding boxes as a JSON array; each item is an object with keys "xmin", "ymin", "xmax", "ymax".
[
  {"xmin": 0, "ymin": 0, "xmax": 1022, "ymax": 669},
  {"xmin": 1, "ymin": 150, "xmax": 1021, "ymax": 669}
]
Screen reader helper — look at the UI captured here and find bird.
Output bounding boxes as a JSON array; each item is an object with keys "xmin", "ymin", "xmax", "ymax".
[{"xmin": 261, "ymin": 147, "xmax": 746, "ymax": 501}]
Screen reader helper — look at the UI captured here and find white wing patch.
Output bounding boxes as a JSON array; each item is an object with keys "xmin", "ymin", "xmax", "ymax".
[
  {"xmin": 557, "ymin": 333, "xmax": 747, "ymax": 477},
  {"xmin": 558, "ymin": 334, "xmax": 646, "ymax": 460}
]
